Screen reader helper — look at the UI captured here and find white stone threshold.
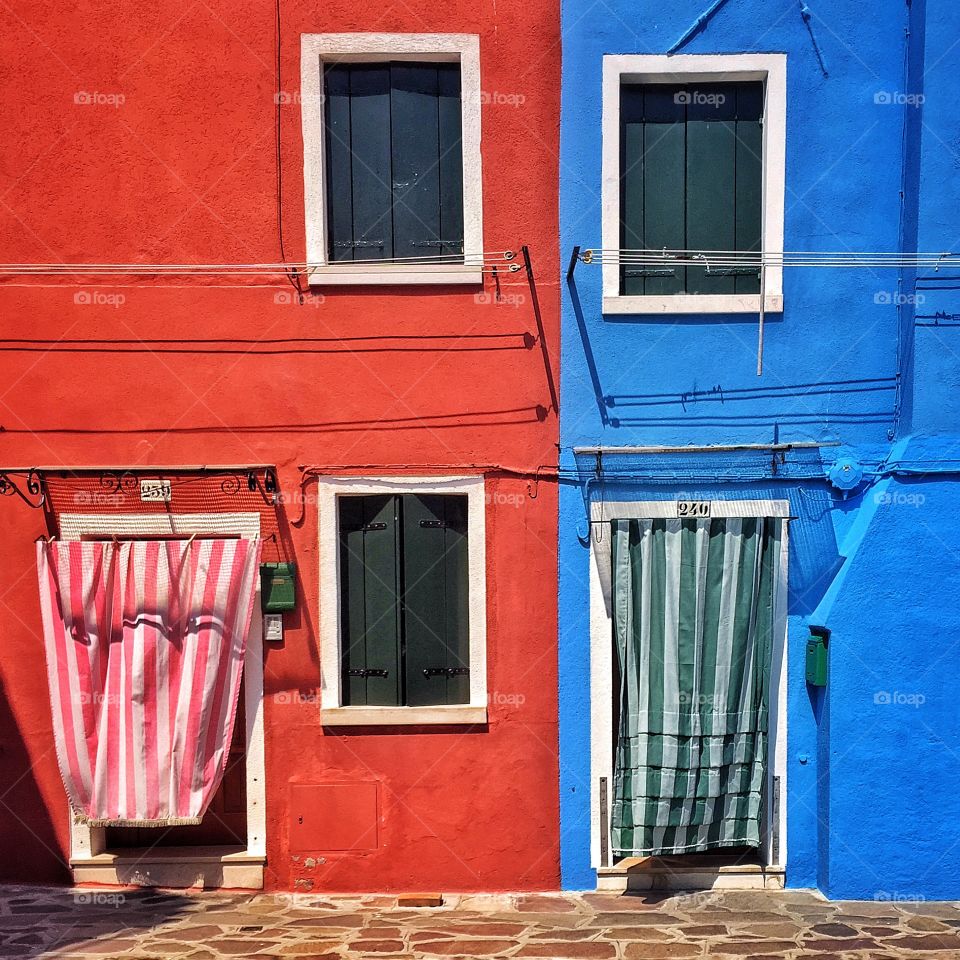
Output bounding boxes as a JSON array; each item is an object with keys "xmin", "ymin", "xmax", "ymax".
[
  {"xmin": 598, "ymin": 855, "xmax": 785, "ymax": 892},
  {"xmin": 70, "ymin": 845, "xmax": 265, "ymax": 890}
]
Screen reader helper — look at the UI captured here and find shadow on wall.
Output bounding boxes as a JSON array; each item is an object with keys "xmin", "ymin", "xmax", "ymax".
[
  {"xmin": 0, "ymin": 672, "xmax": 68, "ymax": 885},
  {"xmin": 566, "ymin": 272, "xmax": 898, "ymax": 431}
]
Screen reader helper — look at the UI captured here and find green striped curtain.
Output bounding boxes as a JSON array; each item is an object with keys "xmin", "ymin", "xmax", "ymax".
[{"xmin": 611, "ymin": 517, "xmax": 781, "ymax": 856}]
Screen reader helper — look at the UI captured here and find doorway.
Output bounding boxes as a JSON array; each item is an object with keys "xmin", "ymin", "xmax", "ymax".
[{"xmin": 589, "ymin": 500, "xmax": 788, "ymax": 887}]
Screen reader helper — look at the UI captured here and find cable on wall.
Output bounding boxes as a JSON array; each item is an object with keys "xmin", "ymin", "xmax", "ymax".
[{"xmin": 275, "ymin": 0, "xmax": 304, "ymax": 301}]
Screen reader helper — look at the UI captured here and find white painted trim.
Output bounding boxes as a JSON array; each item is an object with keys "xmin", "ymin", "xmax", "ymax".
[
  {"xmin": 588, "ymin": 500, "xmax": 789, "ymax": 872},
  {"xmin": 603, "ymin": 294, "xmax": 783, "ymax": 316},
  {"xmin": 601, "ymin": 53, "xmax": 787, "ymax": 313},
  {"xmin": 59, "ymin": 513, "xmax": 266, "ymax": 886},
  {"xmin": 308, "ymin": 264, "xmax": 483, "ymax": 286},
  {"xmin": 300, "ymin": 33, "xmax": 483, "ymax": 282},
  {"xmin": 317, "ymin": 475, "xmax": 488, "ymax": 724},
  {"xmin": 321, "ymin": 705, "xmax": 487, "ymax": 726}
]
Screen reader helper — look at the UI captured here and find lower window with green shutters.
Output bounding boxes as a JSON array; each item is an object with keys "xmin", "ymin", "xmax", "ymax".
[{"xmin": 338, "ymin": 493, "xmax": 470, "ymax": 707}]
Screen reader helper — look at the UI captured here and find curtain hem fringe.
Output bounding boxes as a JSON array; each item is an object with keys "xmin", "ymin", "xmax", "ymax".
[{"xmin": 83, "ymin": 817, "xmax": 204, "ymax": 827}]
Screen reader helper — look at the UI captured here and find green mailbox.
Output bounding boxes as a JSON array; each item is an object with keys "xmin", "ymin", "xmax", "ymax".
[
  {"xmin": 806, "ymin": 625, "xmax": 830, "ymax": 687},
  {"xmin": 260, "ymin": 562, "xmax": 297, "ymax": 613}
]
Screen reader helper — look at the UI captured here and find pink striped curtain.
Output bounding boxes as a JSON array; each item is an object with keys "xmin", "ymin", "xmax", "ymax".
[{"xmin": 36, "ymin": 538, "xmax": 262, "ymax": 827}]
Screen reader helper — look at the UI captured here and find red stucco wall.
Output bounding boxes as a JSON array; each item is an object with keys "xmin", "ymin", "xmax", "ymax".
[{"xmin": 0, "ymin": 0, "xmax": 560, "ymax": 890}]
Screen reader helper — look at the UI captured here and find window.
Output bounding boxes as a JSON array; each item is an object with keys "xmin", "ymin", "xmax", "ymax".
[
  {"xmin": 602, "ymin": 55, "xmax": 786, "ymax": 315},
  {"xmin": 339, "ymin": 493, "xmax": 469, "ymax": 707},
  {"xmin": 620, "ymin": 82, "xmax": 763, "ymax": 297},
  {"xmin": 325, "ymin": 63, "xmax": 464, "ymax": 264},
  {"xmin": 318, "ymin": 476, "xmax": 487, "ymax": 725},
  {"xmin": 301, "ymin": 34, "xmax": 483, "ymax": 285}
]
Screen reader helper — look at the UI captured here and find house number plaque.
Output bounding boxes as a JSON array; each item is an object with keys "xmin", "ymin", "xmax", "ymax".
[{"xmin": 676, "ymin": 500, "xmax": 711, "ymax": 518}]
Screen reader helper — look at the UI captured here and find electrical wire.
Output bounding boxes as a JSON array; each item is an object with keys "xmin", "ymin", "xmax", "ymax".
[
  {"xmin": 0, "ymin": 252, "xmax": 525, "ymax": 277},
  {"xmin": 574, "ymin": 248, "xmax": 960, "ymax": 270}
]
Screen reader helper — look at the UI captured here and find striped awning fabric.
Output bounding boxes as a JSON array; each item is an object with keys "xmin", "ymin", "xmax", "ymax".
[{"xmin": 36, "ymin": 538, "xmax": 261, "ymax": 827}]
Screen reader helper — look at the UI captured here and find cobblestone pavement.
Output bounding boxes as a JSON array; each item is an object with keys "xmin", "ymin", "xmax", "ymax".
[{"xmin": 2, "ymin": 886, "xmax": 960, "ymax": 959}]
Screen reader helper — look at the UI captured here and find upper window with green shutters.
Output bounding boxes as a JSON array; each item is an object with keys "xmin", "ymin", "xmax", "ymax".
[
  {"xmin": 301, "ymin": 35, "xmax": 483, "ymax": 285},
  {"xmin": 601, "ymin": 55, "xmax": 786, "ymax": 316},
  {"xmin": 324, "ymin": 63, "xmax": 464, "ymax": 265},
  {"xmin": 619, "ymin": 82, "xmax": 763, "ymax": 298}
]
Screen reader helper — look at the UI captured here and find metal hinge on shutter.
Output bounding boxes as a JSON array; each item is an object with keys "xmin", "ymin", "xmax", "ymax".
[
  {"xmin": 624, "ymin": 268, "xmax": 677, "ymax": 278},
  {"xmin": 342, "ymin": 521, "xmax": 388, "ymax": 532},
  {"xmin": 422, "ymin": 667, "xmax": 469, "ymax": 678},
  {"xmin": 412, "ymin": 240, "xmax": 464, "ymax": 250},
  {"xmin": 333, "ymin": 240, "xmax": 385, "ymax": 249},
  {"xmin": 346, "ymin": 668, "xmax": 390, "ymax": 678},
  {"xmin": 419, "ymin": 519, "xmax": 450, "ymax": 529}
]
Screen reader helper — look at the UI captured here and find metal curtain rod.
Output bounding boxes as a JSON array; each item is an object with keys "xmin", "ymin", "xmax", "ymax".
[{"xmin": 573, "ymin": 441, "xmax": 840, "ymax": 455}]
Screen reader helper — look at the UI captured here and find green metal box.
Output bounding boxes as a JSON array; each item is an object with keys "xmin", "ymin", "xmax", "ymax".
[
  {"xmin": 806, "ymin": 626, "xmax": 829, "ymax": 687},
  {"xmin": 260, "ymin": 562, "xmax": 297, "ymax": 612}
]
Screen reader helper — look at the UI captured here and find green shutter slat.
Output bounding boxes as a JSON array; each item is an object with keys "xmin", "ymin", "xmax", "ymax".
[
  {"xmin": 390, "ymin": 64, "xmax": 441, "ymax": 260},
  {"xmin": 685, "ymin": 84, "xmax": 737, "ymax": 295},
  {"xmin": 734, "ymin": 83, "xmax": 764, "ymax": 295},
  {"xmin": 324, "ymin": 65, "xmax": 354, "ymax": 263},
  {"xmin": 338, "ymin": 495, "xmax": 401, "ymax": 706},
  {"xmin": 640, "ymin": 85, "xmax": 686, "ymax": 296},
  {"xmin": 349, "ymin": 65, "xmax": 394, "ymax": 262},
  {"xmin": 339, "ymin": 496, "xmax": 367, "ymax": 704},
  {"xmin": 619, "ymin": 87, "xmax": 645, "ymax": 296},
  {"xmin": 441, "ymin": 496, "xmax": 470, "ymax": 704},
  {"xmin": 437, "ymin": 64, "xmax": 464, "ymax": 259},
  {"xmin": 401, "ymin": 494, "xmax": 470, "ymax": 706}
]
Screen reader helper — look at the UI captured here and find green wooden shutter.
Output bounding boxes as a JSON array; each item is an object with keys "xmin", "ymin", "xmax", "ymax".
[
  {"xmin": 401, "ymin": 494, "xmax": 470, "ymax": 706},
  {"xmin": 338, "ymin": 495, "xmax": 402, "ymax": 706},
  {"xmin": 437, "ymin": 64, "xmax": 465, "ymax": 258},
  {"xmin": 347, "ymin": 65, "xmax": 393, "ymax": 262},
  {"xmin": 686, "ymin": 83, "xmax": 737, "ymax": 295},
  {"xmin": 323, "ymin": 65, "xmax": 355, "ymax": 263},
  {"xmin": 734, "ymin": 83, "xmax": 763, "ymax": 295},
  {"xmin": 390, "ymin": 64, "xmax": 442, "ymax": 260}
]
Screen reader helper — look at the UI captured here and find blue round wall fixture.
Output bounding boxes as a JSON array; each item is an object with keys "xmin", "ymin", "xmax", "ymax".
[{"xmin": 827, "ymin": 457, "xmax": 864, "ymax": 492}]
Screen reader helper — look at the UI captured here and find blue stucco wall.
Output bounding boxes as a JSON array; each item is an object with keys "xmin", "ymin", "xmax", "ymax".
[{"xmin": 558, "ymin": 0, "xmax": 960, "ymax": 897}]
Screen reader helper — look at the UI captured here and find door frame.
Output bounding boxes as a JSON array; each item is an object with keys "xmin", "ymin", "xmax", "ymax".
[
  {"xmin": 588, "ymin": 499, "xmax": 789, "ymax": 871},
  {"xmin": 59, "ymin": 512, "xmax": 266, "ymax": 888}
]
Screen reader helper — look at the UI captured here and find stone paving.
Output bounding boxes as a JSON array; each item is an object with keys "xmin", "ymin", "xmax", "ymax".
[{"xmin": 2, "ymin": 886, "xmax": 960, "ymax": 959}]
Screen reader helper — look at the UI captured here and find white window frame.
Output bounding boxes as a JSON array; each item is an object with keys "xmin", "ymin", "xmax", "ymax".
[
  {"xmin": 588, "ymin": 500, "xmax": 789, "ymax": 873},
  {"xmin": 300, "ymin": 33, "xmax": 483, "ymax": 286},
  {"xmin": 59, "ymin": 513, "xmax": 266, "ymax": 890},
  {"xmin": 601, "ymin": 53, "xmax": 787, "ymax": 316},
  {"xmin": 318, "ymin": 475, "xmax": 488, "ymax": 726}
]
